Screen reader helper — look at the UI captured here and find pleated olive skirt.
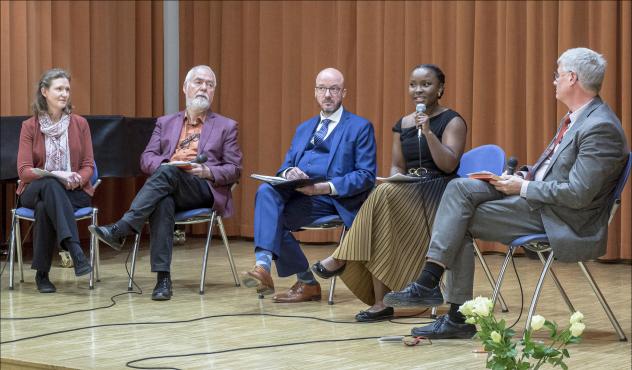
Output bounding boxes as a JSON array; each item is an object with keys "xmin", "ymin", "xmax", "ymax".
[{"xmin": 332, "ymin": 176, "xmax": 453, "ymax": 306}]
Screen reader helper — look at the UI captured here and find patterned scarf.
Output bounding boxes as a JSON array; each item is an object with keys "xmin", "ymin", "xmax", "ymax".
[{"xmin": 38, "ymin": 113, "xmax": 71, "ymax": 172}]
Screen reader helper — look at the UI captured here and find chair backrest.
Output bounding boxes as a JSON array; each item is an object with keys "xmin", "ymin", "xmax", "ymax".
[
  {"xmin": 608, "ymin": 152, "xmax": 632, "ymax": 223},
  {"xmin": 90, "ymin": 162, "xmax": 99, "ymax": 186},
  {"xmin": 457, "ymin": 144, "xmax": 506, "ymax": 178}
]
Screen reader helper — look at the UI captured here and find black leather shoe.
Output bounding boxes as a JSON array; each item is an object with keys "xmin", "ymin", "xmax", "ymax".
[
  {"xmin": 35, "ymin": 273, "xmax": 56, "ymax": 293},
  {"xmin": 151, "ymin": 277, "xmax": 173, "ymax": 301},
  {"xmin": 411, "ymin": 314, "xmax": 476, "ymax": 339},
  {"xmin": 89, "ymin": 224, "xmax": 126, "ymax": 251},
  {"xmin": 355, "ymin": 307, "xmax": 394, "ymax": 322},
  {"xmin": 383, "ymin": 282, "xmax": 444, "ymax": 308},
  {"xmin": 311, "ymin": 260, "xmax": 346, "ymax": 279}
]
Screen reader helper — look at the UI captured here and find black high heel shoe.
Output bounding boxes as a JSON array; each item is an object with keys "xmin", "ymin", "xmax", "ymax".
[{"xmin": 311, "ymin": 260, "xmax": 346, "ymax": 279}]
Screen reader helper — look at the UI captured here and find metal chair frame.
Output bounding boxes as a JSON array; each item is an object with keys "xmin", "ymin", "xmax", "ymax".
[
  {"xmin": 127, "ymin": 185, "xmax": 240, "ymax": 294},
  {"xmin": 300, "ymin": 217, "xmax": 347, "ymax": 305},
  {"xmin": 490, "ymin": 152, "xmax": 631, "ymax": 341},
  {"xmin": 7, "ymin": 166, "xmax": 102, "ymax": 290}
]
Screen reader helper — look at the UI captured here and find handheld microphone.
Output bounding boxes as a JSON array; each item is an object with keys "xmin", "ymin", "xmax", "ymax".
[
  {"xmin": 416, "ymin": 103, "xmax": 426, "ymax": 138},
  {"xmin": 191, "ymin": 154, "xmax": 208, "ymax": 164},
  {"xmin": 506, "ymin": 156, "xmax": 518, "ymax": 175}
]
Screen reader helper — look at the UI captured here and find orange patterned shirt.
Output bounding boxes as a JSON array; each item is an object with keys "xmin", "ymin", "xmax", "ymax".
[{"xmin": 170, "ymin": 113, "xmax": 205, "ymax": 162}]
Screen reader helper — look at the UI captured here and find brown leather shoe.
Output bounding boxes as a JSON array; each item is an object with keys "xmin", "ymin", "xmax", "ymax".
[
  {"xmin": 272, "ymin": 281, "xmax": 321, "ymax": 303},
  {"xmin": 241, "ymin": 265, "xmax": 275, "ymax": 295}
]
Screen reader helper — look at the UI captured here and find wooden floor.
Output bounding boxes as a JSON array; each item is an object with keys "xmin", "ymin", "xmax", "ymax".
[{"xmin": 1, "ymin": 237, "xmax": 630, "ymax": 369}]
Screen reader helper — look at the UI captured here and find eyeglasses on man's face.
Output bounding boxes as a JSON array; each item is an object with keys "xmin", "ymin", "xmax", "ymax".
[
  {"xmin": 553, "ymin": 70, "xmax": 575, "ymax": 81},
  {"xmin": 315, "ymin": 86, "xmax": 342, "ymax": 96}
]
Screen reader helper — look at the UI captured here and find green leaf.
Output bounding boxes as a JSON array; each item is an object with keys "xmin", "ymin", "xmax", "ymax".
[{"xmin": 562, "ymin": 349, "xmax": 570, "ymax": 358}]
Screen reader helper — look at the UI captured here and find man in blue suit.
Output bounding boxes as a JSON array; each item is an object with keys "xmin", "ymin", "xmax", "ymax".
[{"xmin": 242, "ymin": 68, "xmax": 377, "ymax": 302}]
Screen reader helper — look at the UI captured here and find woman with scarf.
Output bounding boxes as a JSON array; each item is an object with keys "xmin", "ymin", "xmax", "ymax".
[{"xmin": 16, "ymin": 68, "xmax": 95, "ymax": 293}]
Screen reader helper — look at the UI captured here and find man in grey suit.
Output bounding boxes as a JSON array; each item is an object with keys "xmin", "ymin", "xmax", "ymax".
[{"xmin": 383, "ymin": 47, "xmax": 628, "ymax": 339}]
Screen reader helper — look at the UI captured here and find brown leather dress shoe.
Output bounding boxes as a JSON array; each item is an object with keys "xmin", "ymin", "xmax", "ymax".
[
  {"xmin": 241, "ymin": 265, "xmax": 275, "ymax": 295},
  {"xmin": 272, "ymin": 281, "xmax": 321, "ymax": 303}
]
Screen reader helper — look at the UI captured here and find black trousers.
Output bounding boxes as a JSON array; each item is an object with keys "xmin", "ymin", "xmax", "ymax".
[
  {"xmin": 121, "ymin": 165, "xmax": 213, "ymax": 272},
  {"xmin": 19, "ymin": 177, "xmax": 91, "ymax": 272}
]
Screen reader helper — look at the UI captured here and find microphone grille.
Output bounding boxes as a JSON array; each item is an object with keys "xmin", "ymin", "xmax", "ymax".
[{"xmin": 416, "ymin": 103, "xmax": 426, "ymax": 113}]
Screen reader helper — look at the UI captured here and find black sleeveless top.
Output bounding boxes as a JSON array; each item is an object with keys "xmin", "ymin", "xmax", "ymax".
[{"xmin": 392, "ymin": 109, "xmax": 464, "ymax": 174}]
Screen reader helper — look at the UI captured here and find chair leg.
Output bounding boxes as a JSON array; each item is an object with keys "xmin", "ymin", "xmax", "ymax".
[
  {"xmin": 15, "ymin": 218, "xmax": 24, "ymax": 283},
  {"xmin": 328, "ymin": 275, "xmax": 336, "ymax": 305},
  {"xmin": 474, "ymin": 241, "xmax": 509, "ymax": 312},
  {"xmin": 491, "ymin": 246, "xmax": 516, "ymax": 311},
  {"xmin": 578, "ymin": 261, "xmax": 627, "ymax": 341},
  {"xmin": 199, "ymin": 213, "xmax": 217, "ymax": 295},
  {"xmin": 327, "ymin": 226, "xmax": 348, "ymax": 305},
  {"xmin": 536, "ymin": 251, "xmax": 575, "ymax": 314},
  {"xmin": 89, "ymin": 210, "xmax": 97, "ymax": 290},
  {"xmin": 128, "ymin": 234, "xmax": 141, "ymax": 291},
  {"xmin": 8, "ymin": 210, "xmax": 17, "ymax": 290},
  {"xmin": 525, "ymin": 251, "xmax": 555, "ymax": 333},
  {"xmin": 93, "ymin": 210, "xmax": 100, "ymax": 282},
  {"xmin": 217, "ymin": 216, "xmax": 240, "ymax": 287}
]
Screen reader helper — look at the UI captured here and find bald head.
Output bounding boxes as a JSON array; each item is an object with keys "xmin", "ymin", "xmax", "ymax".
[
  {"xmin": 314, "ymin": 67, "xmax": 346, "ymax": 115},
  {"xmin": 316, "ymin": 68, "xmax": 345, "ymax": 88}
]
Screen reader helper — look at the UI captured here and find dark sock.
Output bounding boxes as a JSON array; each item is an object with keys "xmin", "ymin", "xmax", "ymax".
[
  {"xmin": 36, "ymin": 270, "xmax": 48, "ymax": 279},
  {"xmin": 448, "ymin": 303, "xmax": 466, "ymax": 323},
  {"xmin": 157, "ymin": 271, "xmax": 171, "ymax": 280},
  {"xmin": 415, "ymin": 261, "xmax": 445, "ymax": 289}
]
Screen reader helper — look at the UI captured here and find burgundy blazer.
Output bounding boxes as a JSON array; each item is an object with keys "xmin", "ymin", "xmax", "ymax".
[
  {"xmin": 139, "ymin": 111, "xmax": 242, "ymax": 217},
  {"xmin": 16, "ymin": 114, "xmax": 95, "ymax": 196}
]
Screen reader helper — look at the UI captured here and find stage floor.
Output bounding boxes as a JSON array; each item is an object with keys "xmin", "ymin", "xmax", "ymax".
[{"xmin": 1, "ymin": 238, "xmax": 630, "ymax": 369}]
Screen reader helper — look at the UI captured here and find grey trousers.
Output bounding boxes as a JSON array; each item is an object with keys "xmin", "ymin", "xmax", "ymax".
[{"xmin": 426, "ymin": 178, "xmax": 545, "ymax": 304}]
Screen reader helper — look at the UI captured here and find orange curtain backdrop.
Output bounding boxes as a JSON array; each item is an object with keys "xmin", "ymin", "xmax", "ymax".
[
  {"xmin": 0, "ymin": 1, "xmax": 164, "ymax": 235},
  {"xmin": 179, "ymin": 0, "xmax": 631, "ymax": 259}
]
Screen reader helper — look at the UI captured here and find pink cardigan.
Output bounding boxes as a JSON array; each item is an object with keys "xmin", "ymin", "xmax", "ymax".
[{"xmin": 17, "ymin": 114, "xmax": 95, "ymax": 196}]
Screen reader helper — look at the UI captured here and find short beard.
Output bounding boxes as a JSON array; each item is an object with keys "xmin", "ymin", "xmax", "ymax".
[{"xmin": 186, "ymin": 96, "xmax": 210, "ymax": 112}]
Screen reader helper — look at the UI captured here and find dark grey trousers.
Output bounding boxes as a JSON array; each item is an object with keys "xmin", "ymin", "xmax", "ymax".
[
  {"xmin": 121, "ymin": 165, "xmax": 213, "ymax": 272},
  {"xmin": 426, "ymin": 178, "xmax": 545, "ymax": 304},
  {"xmin": 19, "ymin": 177, "xmax": 91, "ymax": 272}
]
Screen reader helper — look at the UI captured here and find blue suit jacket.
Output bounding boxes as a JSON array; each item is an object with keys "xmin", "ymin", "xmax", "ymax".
[{"xmin": 277, "ymin": 109, "xmax": 377, "ymax": 227}]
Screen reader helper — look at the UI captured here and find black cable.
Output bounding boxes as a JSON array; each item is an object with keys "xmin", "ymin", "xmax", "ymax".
[
  {"xmin": 0, "ymin": 312, "xmax": 414, "ymax": 345},
  {"xmin": 506, "ymin": 252, "xmax": 524, "ymax": 330},
  {"xmin": 125, "ymin": 335, "xmax": 405, "ymax": 370},
  {"xmin": 0, "ymin": 245, "xmax": 142, "ymax": 320}
]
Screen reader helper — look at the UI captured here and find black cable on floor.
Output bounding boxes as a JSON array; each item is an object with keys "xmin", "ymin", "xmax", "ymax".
[
  {"xmin": 0, "ymin": 312, "xmax": 423, "ymax": 345},
  {"xmin": 125, "ymin": 335, "xmax": 404, "ymax": 370},
  {"xmin": 0, "ymin": 246, "xmax": 142, "ymax": 320}
]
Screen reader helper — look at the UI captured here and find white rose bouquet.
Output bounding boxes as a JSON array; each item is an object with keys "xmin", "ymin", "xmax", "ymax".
[{"xmin": 460, "ymin": 296, "xmax": 585, "ymax": 369}]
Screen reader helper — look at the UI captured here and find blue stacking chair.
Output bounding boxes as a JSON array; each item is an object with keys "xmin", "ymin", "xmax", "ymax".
[
  {"xmin": 7, "ymin": 164, "xmax": 102, "ymax": 290},
  {"xmin": 127, "ymin": 184, "xmax": 240, "ymax": 294},
  {"xmin": 490, "ymin": 152, "xmax": 631, "ymax": 341},
  {"xmin": 300, "ymin": 215, "xmax": 348, "ymax": 305}
]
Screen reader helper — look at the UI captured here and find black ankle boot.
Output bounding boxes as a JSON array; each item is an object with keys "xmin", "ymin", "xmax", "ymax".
[
  {"xmin": 65, "ymin": 241, "xmax": 93, "ymax": 277},
  {"xmin": 35, "ymin": 271, "xmax": 56, "ymax": 293}
]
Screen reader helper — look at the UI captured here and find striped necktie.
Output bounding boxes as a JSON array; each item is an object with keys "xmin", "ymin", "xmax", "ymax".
[
  {"xmin": 312, "ymin": 119, "xmax": 331, "ymax": 147},
  {"xmin": 528, "ymin": 115, "xmax": 572, "ymax": 179}
]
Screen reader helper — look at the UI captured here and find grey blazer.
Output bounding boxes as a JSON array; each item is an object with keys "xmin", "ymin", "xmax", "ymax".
[{"xmin": 525, "ymin": 97, "xmax": 628, "ymax": 262}]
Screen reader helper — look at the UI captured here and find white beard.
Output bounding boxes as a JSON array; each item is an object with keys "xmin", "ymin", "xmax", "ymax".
[{"xmin": 186, "ymin": 96, "xmax": 210, "ymax": 111}]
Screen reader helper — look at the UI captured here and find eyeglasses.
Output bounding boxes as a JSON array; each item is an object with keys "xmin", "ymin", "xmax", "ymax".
[
  {"xmin": 190, "ymin": 79, "xmax": 216, "ymax": 89},
  {"xmin": 553, "ymin": 70, "xmax": 576, "ymax": 81},
  {"xmin": 315, "ymin": 86, "xmax": 342, "ymax": 96}
]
